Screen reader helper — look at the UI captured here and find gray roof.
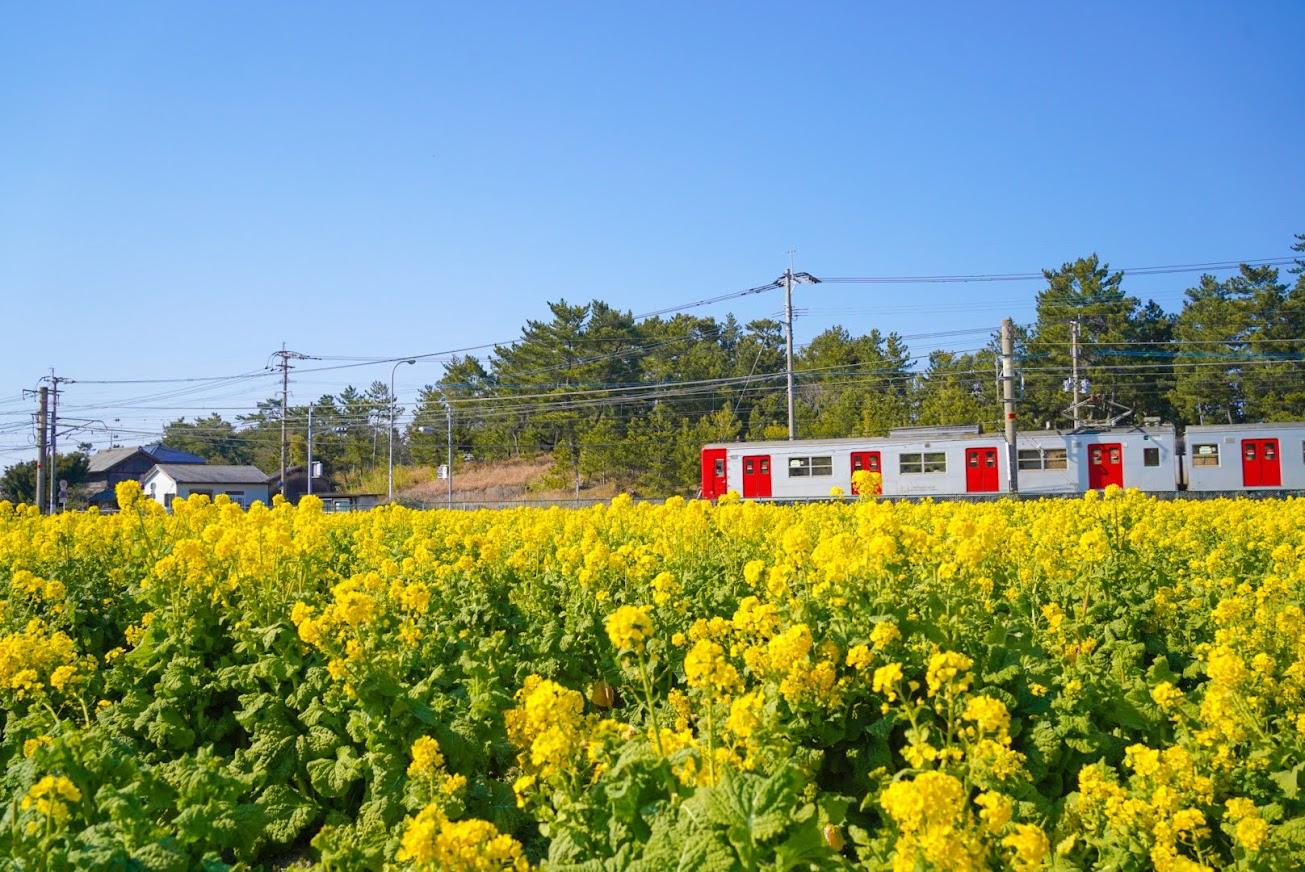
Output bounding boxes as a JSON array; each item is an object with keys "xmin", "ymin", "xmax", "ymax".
[
  {"xmin": 87, "ymin": 446, "xmax": 142, "ymax": 473},
  {"xmin": 147, "ymin": 463, "xmax": 269, "ymax": 484},
  {"xmin": 87, "ymin": 444, "xmax": 207, "ymax": 473}
]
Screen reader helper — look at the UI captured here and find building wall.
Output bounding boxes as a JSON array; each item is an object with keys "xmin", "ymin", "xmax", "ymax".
[{"xmin": 143, "ymin": 471, "xmax": 270, "ymax": 509}]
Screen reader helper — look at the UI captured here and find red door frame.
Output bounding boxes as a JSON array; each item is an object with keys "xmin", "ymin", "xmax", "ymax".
[
  {"xmin": 850, "ymin": 450, "xmax": 882, "ymax": 494},
  {"xmin": 1087, "ymin": 442, "xmax": 1124, "ymax": 490},
  {"xmin": 741, "ymin": 454, "xmax": 772, "ymax": 498},
  {"xmin": 1242, "ymin": 438, "xmax": 1282, "ymax": 487},
  {"xmin": 965, "ymin": 447, "xmax": 1000, "ymax": 493},
  {"xmin": 700, "ymin": 448, "xmax": 728, "ymax": 499}
]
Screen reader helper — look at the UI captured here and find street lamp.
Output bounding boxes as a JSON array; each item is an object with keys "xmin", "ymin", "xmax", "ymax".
[{"xmin": 388, "ymin": 359, "xmax": 416, "ymax": 501}]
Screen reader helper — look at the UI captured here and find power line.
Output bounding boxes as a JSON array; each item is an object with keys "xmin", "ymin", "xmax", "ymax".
[{"xmin": 820, "ymin": 257, "xmax": 1297, "ymax": 284}]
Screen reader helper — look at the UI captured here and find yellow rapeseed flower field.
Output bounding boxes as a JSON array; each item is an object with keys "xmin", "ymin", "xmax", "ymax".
[{"xmin": 1, "ymin": 481, "xmax": 1303, "ymax": 869}]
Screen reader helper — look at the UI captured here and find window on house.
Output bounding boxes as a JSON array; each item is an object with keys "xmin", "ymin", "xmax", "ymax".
[
  {"xmin": 900, "ymin": 452, "xmax": 947, "ymax": 474},
  {"xmin": 1143, "ymin": 447, "xmax": 1160, "ymax": 467},
  {"xmin": 788, "ymin": 456, "xmax": 833, "ymax": 477},
  {"xmin": 1192, "ymin": 444, "xmax": 1219, "ymax": 467},
  {"xmin": 1017, "ymin": 448, "xmax": 1068, "ymax": 470}
]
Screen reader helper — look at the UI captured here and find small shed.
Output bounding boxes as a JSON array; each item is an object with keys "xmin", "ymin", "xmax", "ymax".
[{"xmin": 142, "ymin": 463, "xmax": 270, "ymax": 509}]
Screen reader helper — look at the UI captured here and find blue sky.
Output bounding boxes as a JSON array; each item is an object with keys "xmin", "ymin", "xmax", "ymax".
[{"xmin": 1, "ymin": 2, "xmax": 1302, "ymax": 464}]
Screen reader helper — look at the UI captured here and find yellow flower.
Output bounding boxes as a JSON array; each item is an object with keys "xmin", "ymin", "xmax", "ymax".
[
  {"xmin": 1002, "ymin": 823, "xmax": 1050, "ymax": 871},
  {"xmin": 873, "ymin": 662, "xmax": 904, "ymax": 702},
  {"xmin": 684, "ymin": 639, "xmax": 741, "ymax": 693},
  {"xmin": 605, "ymin": 605, "xmax": 654, "ymax": 653},
  {"xmin": 963, "ymin": 695, "xmax": 1010, "ymax": 736},
  {"xmin": 408, "ymin": 735, "xmax": 445, "ymax": 777},
  {"xmin": 1150, "ymin": 681, "xmax": 1184, "ymax": 709},
  {"xmin": 975, "ymin": 791, "xmax": 1012, "ymax": 832},
  {"xmin": 396, "ymin": 805, "xmax": 529, "ymax": 870},
  {"xmin": 926, "ymin": 650, "xmax": 973, "ymax": 697}
]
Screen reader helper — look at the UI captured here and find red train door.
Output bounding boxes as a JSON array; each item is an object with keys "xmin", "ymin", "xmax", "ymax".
[
  {"xmin": 1242, "ymin": 438, "xmax": 1282, "ymax": 487},
  {"xmin": 700, "ymin": 448, "xmax": 728, "ymax": 499},
  {"xmin": 1087, "ymin": 443, "xmax": 1123, "ymax": 489},
  {"xmin": 741, "ymin": 455, "xmax": 772, "ymax": 498},
  {"xmin": 965, "ymin": 447, "xmax": 1000, "ymax": 493},
  {"xmin": 850, "ymin": 451, "xmax": 882, "ymax": 494}
]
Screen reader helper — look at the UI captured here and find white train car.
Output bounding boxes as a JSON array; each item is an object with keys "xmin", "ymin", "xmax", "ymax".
[
  {"xmin": 700, "ymin": 424, "xmax": 1179, "ymax": 500},
  {"xmin": 1183, "ymin": 423, "xmax": 1305, "ymax": 492},
  {"xmin": 1015, "ymin": 426, "xmax": 1178, "ymax": 495}
]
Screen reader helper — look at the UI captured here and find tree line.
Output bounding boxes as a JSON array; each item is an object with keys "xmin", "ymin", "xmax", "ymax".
[{"xmin": 4, "ymin": 239, "xmax": 1301, "ymax": 503}]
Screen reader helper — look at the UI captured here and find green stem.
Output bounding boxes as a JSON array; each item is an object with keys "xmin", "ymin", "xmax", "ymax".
[{"xmin": 636, "ymin": 651, "xmax": 664, "ymax": 757}]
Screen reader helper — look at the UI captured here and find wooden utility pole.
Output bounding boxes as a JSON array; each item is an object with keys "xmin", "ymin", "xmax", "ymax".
[
  {"xmin": 35, "ymin": 386, "xmax": 48, "ymax": 512},
  {"xmin": 271, "ymin": 346, "xmax": 312, "ymax": 498},
  {"xmin": 1001, "ymin": 318, "xmax": 1019, "ymax": 495}
]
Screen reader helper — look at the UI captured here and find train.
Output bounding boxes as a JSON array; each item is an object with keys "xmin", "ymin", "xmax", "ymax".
[{"xmin": 700, "ymin": 421, "xmax": 1305, "ymax": 500}]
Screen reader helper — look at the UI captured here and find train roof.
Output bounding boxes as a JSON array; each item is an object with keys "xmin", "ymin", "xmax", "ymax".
[{"xmin": 1184, "ymin": 421, "xmax": 1305, "ymax": 433}]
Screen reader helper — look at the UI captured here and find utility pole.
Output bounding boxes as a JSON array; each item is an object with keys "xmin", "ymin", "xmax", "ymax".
[
  {"xmin": 444, "ymin": 392, "xmax": 453, "ymax": 509},
  {"xmin": 1000, "ymin": 318, "xmax": 1019, "ymax": 495},
  {"xmin": 1069, "ymin": 319, "xmax": 1081, "ymax": 430},
  {"xmin": 418, "ymin": 390, "xmax": 455, "ymax": 508},
  {"xmin": 306, "ymin": 404, "xmax": 314, "ymax": 497},
  {"xmin": 271, "ymin": 346, "xmax": 312, "ymax": 500},
  {"xmin": 778, "ymin": 264, "xmax": 821, "ymax": 440},
  {"xmin": 44, "ymin": 371, "xmax": 67, "ymax": 514},
  {"xmin": 35, "ymin": 387, "xmax": 48, "ymax": 513}
]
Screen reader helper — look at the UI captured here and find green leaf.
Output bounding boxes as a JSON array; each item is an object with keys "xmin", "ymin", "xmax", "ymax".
[
  {"xmin": 257, "ymin": 785, "xmax": 319, "ymax": 845},
  {"xmin": 307, "ymin": 746, "xmax": 362, "ymax": 798}
]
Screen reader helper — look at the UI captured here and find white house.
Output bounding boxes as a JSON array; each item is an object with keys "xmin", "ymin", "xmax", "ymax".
[{"xmin": 141, "ymin": 463, "xmax": 270, "ymax": 509}]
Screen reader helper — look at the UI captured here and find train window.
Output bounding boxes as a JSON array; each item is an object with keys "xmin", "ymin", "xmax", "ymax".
[
  {"xmin": 1019, "ymin": 448, "xmax": 1067, "ymax": 470},
  {"xmin": 1143, "ymin": 447, "xmax": 1160, "ymax": 467},
  {"xmin": 1192, "ymin": 444, "xmax": 1219, "ymax": 467},
  {"xmin": 901, "ymin": 452, "xmax": 947, "ymax": 474},
  {"xmin": 788, "ymin": 456, "xmax": 832, "ymax": 477},
  {"xmin": 714, "ymin": 459, "xmax": 724, "ymax": 476}
]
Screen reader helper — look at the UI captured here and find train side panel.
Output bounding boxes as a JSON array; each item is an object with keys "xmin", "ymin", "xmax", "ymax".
[{"xmin": 1185, "ymin": 424, "xmax": 1305, "ymax": 491}]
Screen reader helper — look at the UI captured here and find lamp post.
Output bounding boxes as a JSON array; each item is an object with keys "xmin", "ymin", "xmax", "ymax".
[{"xmin": 388, "ymin": 359, "xmax": 416, "ymax": 502}]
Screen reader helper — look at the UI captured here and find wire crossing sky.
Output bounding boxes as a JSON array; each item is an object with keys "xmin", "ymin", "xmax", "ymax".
[{"xmin": 1, "ymin": 3, "xmax": 1302, "ymax": 463}]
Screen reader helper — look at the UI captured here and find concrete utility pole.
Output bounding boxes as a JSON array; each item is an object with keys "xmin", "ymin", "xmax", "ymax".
[
  {"xmin": 306, "ymin": 404, "xmax": 314, "ymax": 497},
  {"xmin": 46, "ymin": 371, "xmax": 64, "ymax": 514},
  {"xmin": 35, "ymin": 386, "xmax": 48, "ymax": 513},
  {"xmin": 1000, "ymin": 318, "xmax": 1019, "ymax": 495},
  {"xmin": 418, "ymin": 390, "xmax": 454, "ymax": 508},
  {"xmin": 1069, "ymin": 319, "xmax": 1081, "ymax": 430},
  {"xmin": 271, "ymin": 346, "xmax": 313, "ymax": 499},
  {"xmin": 779, "ymin": 265, "xmax": 822, "ymax": 440},
  {"xmin": 443, "ymin": 392, "xmax": 453, "ymax": 509}
]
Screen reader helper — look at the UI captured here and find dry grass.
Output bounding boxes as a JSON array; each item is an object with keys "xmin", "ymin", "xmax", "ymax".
[{"xmin": 398, "ymin": 455, "xmax": 622, "ymax": 506}]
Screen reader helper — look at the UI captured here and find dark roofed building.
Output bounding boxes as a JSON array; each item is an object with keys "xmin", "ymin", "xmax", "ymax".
[{"xmin": 84, "ymin": 444, "xmax": 207, "ymax": 508}]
